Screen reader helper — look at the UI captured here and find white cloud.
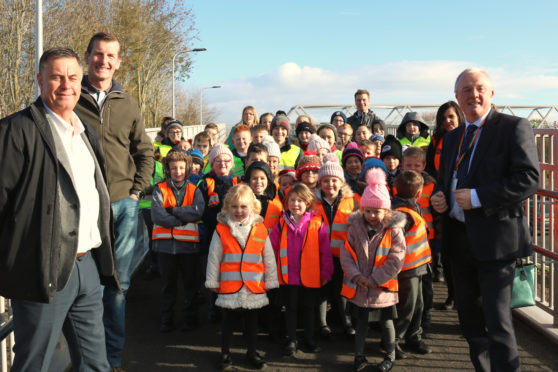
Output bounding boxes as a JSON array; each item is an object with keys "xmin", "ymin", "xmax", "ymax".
[{"xmin": 195, "ymin": 60, "xmax": 558, "ymax": 126}]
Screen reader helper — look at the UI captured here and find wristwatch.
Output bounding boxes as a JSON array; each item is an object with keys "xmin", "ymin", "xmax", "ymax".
[{"xmin": 130, "ymin": 190, "xmax": 144, "ymax": 199}]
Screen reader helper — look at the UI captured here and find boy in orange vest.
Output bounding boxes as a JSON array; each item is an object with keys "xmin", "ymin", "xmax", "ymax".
[
  {"xmin": 151, "ymin": 149, "xmax": 205, "ymax": 332},
  {"xmin": 391, "ymin": 170, "xmax": 432, "ymax": 359},
  {"xmin": 400, "ymin": 147, "xmax": 437, "ymax": 330}
]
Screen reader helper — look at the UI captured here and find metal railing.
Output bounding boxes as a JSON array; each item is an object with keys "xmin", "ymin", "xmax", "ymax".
[{"xmin": 1, "ymin": 298, "xmax": 13, "ymax": 372}]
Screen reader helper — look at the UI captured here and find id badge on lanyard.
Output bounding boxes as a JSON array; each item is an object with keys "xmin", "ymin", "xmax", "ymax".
[{"xmin": 451, "ymin": 170, "xmax": 458, "ymax": 191}]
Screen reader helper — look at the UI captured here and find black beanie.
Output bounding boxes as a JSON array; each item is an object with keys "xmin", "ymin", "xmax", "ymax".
[
  {"xmin": 295, "ymin": 121, "xmax": 315, "ymax": 137},
  {"xmin": 380, "ymin": 135, "xmax": 403, "ymax": 161}
]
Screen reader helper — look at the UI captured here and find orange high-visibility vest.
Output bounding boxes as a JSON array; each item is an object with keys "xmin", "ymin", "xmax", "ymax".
[
  {"xmin": 341, "ymin": 230, "xmax": 399, "ymax": 298},
  {"xmin": 152, "ymin": 182, "xmax": 200, "ymax": 242},
  {"xmin": 263, "ymin": 196, "xmax": 282, "ymax": 234},
  {"xmin": 216, "ymin": 222, "xmax": 268, "ymax": 294},
  {"xmin": 417, "ymin": 183, "xmax": 435, "ymax": 240},
  {"xmin": 205, "ymin": 176, "xmax": 239, "ymax": 208},
  {"xmin": 395, "ymin": 206, "xmax": 431, "ymax": 271},
  {"xmin": 433, "ymin": 137, "xmax": 443, "ymax": 172},
  {"xmin": 316, "ymin": 197, "xmax": 359, "ymax": 258},
  {"xmin": 277, "ymin": 215, "xmax": 322, "ymax": 288}
]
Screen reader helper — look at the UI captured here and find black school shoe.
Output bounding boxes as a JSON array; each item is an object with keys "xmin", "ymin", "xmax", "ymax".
[
  {"xmin": 406, "ymin": 340, "xmax": 432, "ymax": 354},
  {"xmin": 354, "ymin": 355, "xmax": 368, "ymax": 372},
  {"xmin": 376, "ymin": 357, "xmax": 394, "ymax": 372},
  {"xmin": 283, "ymin": 340, "xmax": 297, "ymax": 356},
  {"xmin": 394, "ymin": 343, "xmax": 407, "ymax": 360},
  {"xmin": 246, "ymin": 352, "xmax": 266, "ymax": 370}
]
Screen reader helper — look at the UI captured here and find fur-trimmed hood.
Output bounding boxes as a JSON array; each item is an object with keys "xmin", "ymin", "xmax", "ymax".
[
  {"xmin": 216, "ymin": 212, "xmax": 264, "ymax": 227},
  {"xmin": 348, "ymin": 209, "xmax": 406, "ymax": 231}
]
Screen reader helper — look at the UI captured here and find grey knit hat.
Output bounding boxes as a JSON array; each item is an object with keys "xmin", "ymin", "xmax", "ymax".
[
  {"xmin": 262, "ymin": 136, "xmax": 281, "ymax": 159},
  {"xmin": 318, "ymin": 158, "xmax": 345, "ymax": 182}
]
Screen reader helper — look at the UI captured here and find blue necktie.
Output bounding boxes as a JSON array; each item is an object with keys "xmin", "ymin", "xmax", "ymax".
[{"xmin": 456, "ymin": 125, "xmax": 477, "ymax": 188}]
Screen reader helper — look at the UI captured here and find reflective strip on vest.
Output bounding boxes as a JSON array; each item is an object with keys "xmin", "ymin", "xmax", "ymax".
[
  {"xmin": 396, "ymin": 207, "xmax": 431, "ymax": 271},
  {"xmin": 231, "ymin": 156, "xmax": 245, "ymax": 176},
  {"xmin": 418, "ymin": 183, "xmax": 435, "ymax": 239},
  {"xmin": 152, "ymin": 182, "xmax": 200, "ymax": 242},
  {"xmin": 217, "ymin": 222, "xmax": 268, "ymax": 294}
]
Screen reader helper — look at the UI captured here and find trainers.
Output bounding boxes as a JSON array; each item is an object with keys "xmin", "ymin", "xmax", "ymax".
[
  {"xmin": 406, "ymin": 340, "xmax": 432, "ymax": 354},
  {"xmin": 354, "ymin": 355, "xmax": 368, "ymax": 372},
  {"xmin": 247, "ymin": 352, "xmax": 266, "ymax": 370},
  {"xmin": 221, "ymin": 353, "xmax": 232, "ymax": 370},
  {"xmin": 376, "ymin": 357, "xmax": 394, "ymax": 372},
  {"xmin": 283, "ymin": 340, "xmax": 297, "ymax": 356},
  {"xmin": 394, "ymin": 343, "xmax": 407, "ymax": 360},
  {"xmin": 345, "ymin": 325, "xmax": 356, "ymax": 337}
]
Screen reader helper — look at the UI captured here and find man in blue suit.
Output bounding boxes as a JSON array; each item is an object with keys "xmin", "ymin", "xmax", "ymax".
[{"xmin": 432, "ymin": 68, "xmax": 539, "ymax": 372}]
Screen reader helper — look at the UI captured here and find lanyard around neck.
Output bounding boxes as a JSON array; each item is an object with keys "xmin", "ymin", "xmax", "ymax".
[{"xmin": 455, "ymin": 118, "xmax": 486, "ymax": 171}]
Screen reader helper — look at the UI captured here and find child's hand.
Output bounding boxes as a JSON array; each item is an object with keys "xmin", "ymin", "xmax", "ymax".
[
  {"xmin": 356, "ymin": 277, "xmax": 371, "ymax": 288},
  {"xmin": 321, "ymin": 279, "xmax": 329, "ymax": 286},
  {"xmin": 208, "ymin": 287, "xmax": 219, "ymax": 293}
]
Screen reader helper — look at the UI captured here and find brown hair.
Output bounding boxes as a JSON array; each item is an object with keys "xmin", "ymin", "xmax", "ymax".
[
  {"xmin": 287, "ymin": 182, "xmax": 316, "ymax": 211},
  {"xmin": 402, "ymin": 146, "xmax": 426, "ymax": 163},
  {"xmin": 164, "ymin": 150, "xmax": 191, "ymax": 177},
  {"xmin": 39, "ymin": 48, "xmax": 81, "ymax": 74},
  {"xmin": 394, "ymin": 170, "xmax": 424, "ymax": 199},
  {"xmin": 247, "ymin": 143, "xmax": 268, "ymax": 159},
  {"xmin": 250, "ymin": 124, "xmax": 269, "ymax": 135},
  {"xmin": 194, "ymin": 131, "xmax": 212, "ymax": 146},
  {"xmin": 204, "ymin": 123, "xmax": 219, "ymax": 132},
  {"xmin": 354, "ymin": 89, "xmax": 370, "ymax": 99},
  {"xmin": 86, "ymin": 32, "xmax": 120, "ymax": 56},
  {"xmin": 241, "ymin": 106, "xmax": 259, "ymax": 126}
]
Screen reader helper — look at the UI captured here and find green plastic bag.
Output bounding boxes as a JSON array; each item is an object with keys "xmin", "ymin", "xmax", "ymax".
[{"xmin": 511, "ymin": 261, "xmax": 535, "ymax": 309}]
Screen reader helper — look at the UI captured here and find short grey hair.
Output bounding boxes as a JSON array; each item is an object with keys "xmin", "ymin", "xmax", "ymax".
[
  {"xmin": 39, "ymin": 48, "xmax": 81, "ymax": 74},
  {"xmin": 454, "ymin": 68, "xmax": 492, "ymax": 93}
]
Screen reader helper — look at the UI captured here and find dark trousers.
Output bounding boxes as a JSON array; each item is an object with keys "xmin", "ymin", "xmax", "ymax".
[
  {"xmin": 394, "ymin": 275, "xmax": 423, "ymax": 344},
  {"xmin": 220, "ymin": 308, "xmax": 259, "ymax": 356},
  {"xmin": 281, "ymin": 285, "xmax": 319, "ymax": 344},
  {"xmin": 158, "ymin": 252, "xmax": 199, "ymax": 324},
  {"xmin": 318, "ymin": 258, "xmax": 351, "ymax": 328},
  {"xmin": 11, "ymin": 252, "xmax": 109, "ymax": 372},
  {"xmin": 448, "ymin": 219, "xmax": 519, "ymax": 372}
]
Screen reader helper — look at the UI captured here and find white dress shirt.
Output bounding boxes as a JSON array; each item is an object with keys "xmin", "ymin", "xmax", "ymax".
[{"xmin": 44, "ymin": 105, "xmax": 102, "ymax": 254}]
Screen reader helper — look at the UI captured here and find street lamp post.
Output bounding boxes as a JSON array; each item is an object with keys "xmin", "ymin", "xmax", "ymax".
[
  {"xmin": 172, "ymin": 48, "xmax": 206, "ymax": 118},
  {"xmin": 200, "ymin": 86, "xmax": 221, "ymax": 126}
]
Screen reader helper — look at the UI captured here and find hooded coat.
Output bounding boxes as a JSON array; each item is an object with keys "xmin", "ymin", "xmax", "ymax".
[
  {"xmin": 396, "ymin": 112, "xmax": 431, "ymax": 148},
  {"xmin": 340, "ymin": 210, "xmax": 406, "ymax": 308}
]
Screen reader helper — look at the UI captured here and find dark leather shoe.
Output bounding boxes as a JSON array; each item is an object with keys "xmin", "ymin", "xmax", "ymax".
[
  {"xmin": 442, "ymin": 298, "xmax": 455, "ymax": 310},
  {"xmin": 345, "ymin": 325, "xmax": 356, "ymax": 337},
  {"xmin": 320, "ymin": 325, "xmax": 333, "ymax": 340},
  {"xmin": 247, "ymin": 352, "xmax": 266, "ymax": 369},
  {"xmin": 354, "ymin": 355, "xmax": 368, "ymax": 372},
  {"xmin": 406, "ymin": 340, "xmax": 431, "ymax": 354},
  {"xmin": 395, "ymin": 343, "xmax": 407, "ymax": 360},
  {"xmin": 221, "ymin": 353, "xmax": 232, "ymax": 370},
  {"xmin": 376, "ymin": 357, "xmax": 394, "ymax": 372},
  {"xmin": 301, "ymin": 340, "xmax": 320, "ymax": 353},
  {"xmin": 283, "ymin": 340, "xmax": 297, "ymax": 356}
]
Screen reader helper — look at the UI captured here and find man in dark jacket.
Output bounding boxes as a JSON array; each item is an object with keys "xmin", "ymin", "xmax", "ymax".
[
  {"xmin": 75, "ymin": 32, "xmax": 153, "ymax": 371},
  {"xmin": 346, "ymin": 89, "xmax": 382, "ymax": 138},
  {"xmin": 0, "ymin": 48, "xmax": 118, "ymax": 371}
]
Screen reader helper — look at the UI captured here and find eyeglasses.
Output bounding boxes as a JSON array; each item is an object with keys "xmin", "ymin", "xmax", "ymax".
[
  {"xmin": 215, "ymin": 159, "xmax": 232, "ymax": 165},
  {"xmin": 168, "ymin": 130, "xmax": 182, "ymax": 135}
]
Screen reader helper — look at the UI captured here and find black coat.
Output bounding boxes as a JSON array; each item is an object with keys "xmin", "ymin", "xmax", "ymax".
[
  {"xmin": 0, "ymin": 98, "xmax": 118, "ymax": 302},
  {"xmin": 436, "ymin": 109, "xmax": 539, "ymax": 261}
]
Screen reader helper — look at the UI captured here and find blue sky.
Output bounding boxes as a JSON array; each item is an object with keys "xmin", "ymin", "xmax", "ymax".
[{"xmin": 183, "ymin": 0, "xmax": 558, "ymax": 125}]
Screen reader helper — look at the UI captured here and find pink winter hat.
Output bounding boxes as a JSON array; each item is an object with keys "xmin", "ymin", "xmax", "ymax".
[
  {"xmin": 360, "ymin": 168, "xmax": 391, "ymax": 209},
  {"xmin": 307, "ymin": 133, "xmax": 330, "ymax": 152}
]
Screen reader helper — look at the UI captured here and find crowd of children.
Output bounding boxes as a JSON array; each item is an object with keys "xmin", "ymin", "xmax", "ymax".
[{"xmin": 144, "ymin": 109, "xmax": 446, "ymax": 372}]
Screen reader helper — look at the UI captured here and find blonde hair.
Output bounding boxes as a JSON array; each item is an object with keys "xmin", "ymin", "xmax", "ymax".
[
  {"xmin": 287, "ymin": 182, "xmax": 316, "ymax": 211},
  {"xmin": 220, "ymin": 184, "xmax": 261, "ymax": 217}
]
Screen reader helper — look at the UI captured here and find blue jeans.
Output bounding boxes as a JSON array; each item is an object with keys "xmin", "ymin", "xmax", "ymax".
[
  {"xmin": 12, "ymin": 252, "xmax": 109, "ymax": 372},
  {"xmin": 103, "ymin": 196, "xmax": 139, "ymax": 367}
]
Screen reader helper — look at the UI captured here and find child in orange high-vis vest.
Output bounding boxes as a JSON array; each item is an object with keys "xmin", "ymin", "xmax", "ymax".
[
  {"xmin": 315, "ymin": 158, "xmax": 360, "ymax": 339},
  {"xmin": 151, "ymin": 149, "xmax": 205, "ymax": 333},
  {"xmin": 269, "ymin": 183, "xmax": 333, "ymax": 357},
  {"xmin": 340, "ymin": 168, "xmax": 406, "ymax": 372},
  {"xmin": 205, "ymin": 184, "xmax": 278, "ymax": 370}
]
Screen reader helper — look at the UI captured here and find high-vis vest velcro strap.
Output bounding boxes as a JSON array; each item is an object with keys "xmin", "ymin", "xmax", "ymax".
[
  {"xmin": 277, "ymin": 215, "xmax": 322, "ymax": 288},
  {"xmin": 316, "ymin": 197, "xmax": 358, "ymax": 258},
  {"xmin": 264, "ymin": 197, "xmax": 282, "ymax": 234},
  {"xmin": 205, "ymin": 176, "xmax": 239, "ymax": 208},
  {"xmin": 216, "ymin": 222, "xmax": 268, "ymax": 294},
  {"xmin": 341, "ymin": 230, "xmax": 398, "ymax": 298},
  {"xmin": 152, "ymin": 182, "xmax": 200, "ymax": 242},
  {"xmin": 396, "ymin": 207, "xmax": 431, "ymax": 271}
]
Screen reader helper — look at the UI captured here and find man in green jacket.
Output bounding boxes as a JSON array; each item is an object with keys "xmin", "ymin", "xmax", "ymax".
[{"xmin": 75, "ymin": 32, "xmax": 153, "ymax": 372}]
